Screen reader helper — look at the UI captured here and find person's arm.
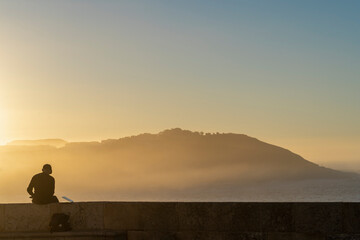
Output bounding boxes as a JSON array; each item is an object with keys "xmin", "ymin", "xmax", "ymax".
[{"xmin": 27, "ymin": 176, "xmax": 35, "ymax": 196}]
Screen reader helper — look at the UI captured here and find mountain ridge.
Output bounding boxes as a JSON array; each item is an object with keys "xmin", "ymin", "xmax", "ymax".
[
  {"xmin": 7, "ymin": 128, "xmax": 355, "ymax": 180},
  {"xmin": 0, "ymin": 128, "xmax": 358, "ymax": 202}
]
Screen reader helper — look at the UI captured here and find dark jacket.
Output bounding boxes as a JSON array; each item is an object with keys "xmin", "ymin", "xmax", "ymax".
[{"xmin": 27, "ymin": 172, "xmax": 55, "ymax": 204}]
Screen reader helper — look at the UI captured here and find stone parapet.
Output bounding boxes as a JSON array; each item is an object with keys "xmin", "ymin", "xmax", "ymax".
[{"xmin": 1, "ymin": 202, "xmax": 360, "ymax": 239}]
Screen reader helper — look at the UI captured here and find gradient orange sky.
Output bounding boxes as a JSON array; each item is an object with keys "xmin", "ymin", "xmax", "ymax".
[{"xmin": 0, "ymin": 1, "xmax": 359, "ymax": 169}]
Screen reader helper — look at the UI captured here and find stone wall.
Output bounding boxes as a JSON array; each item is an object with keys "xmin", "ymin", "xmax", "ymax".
[{"xmin": 1, "ymin": 202, "xmax": 360, "ymax": 240}]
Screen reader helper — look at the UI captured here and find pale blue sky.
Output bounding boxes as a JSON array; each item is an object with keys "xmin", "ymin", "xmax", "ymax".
[{"xmin": 0, "ymin": 0, "xmax": 359, "ymax": 167}]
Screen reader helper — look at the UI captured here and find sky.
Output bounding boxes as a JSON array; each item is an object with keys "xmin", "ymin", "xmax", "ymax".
[{"xmin": 0, "ymin": 0, "xmax": 359, "ymax": 169}]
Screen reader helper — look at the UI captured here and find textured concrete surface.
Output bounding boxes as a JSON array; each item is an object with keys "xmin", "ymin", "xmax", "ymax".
[
  {"xmin": 3, "ymin": 203, "xmax": 50, "ymax": 232},
  {"xmin": 104, "ymin": 202, "xmax": 178, "ymax": 231},
  {"xmin": 1, "ymin": 202, "xmax": 360, "ymax": 239},
  {"xmin": 0, "ymin": 231, "xmax": 126, "ymax": 239},
  {"xmin": 293, "ymin": 203, "xmax": 343, "ymax": 234}
]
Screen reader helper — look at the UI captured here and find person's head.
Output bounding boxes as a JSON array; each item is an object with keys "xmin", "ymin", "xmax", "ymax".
[{"xmin": 42, "ymin": 164, "xmax": 52, "ymax": 175}]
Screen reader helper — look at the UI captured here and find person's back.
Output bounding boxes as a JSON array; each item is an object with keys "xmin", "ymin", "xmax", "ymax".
[{"xmin": 27, "ymin": 164, "xmax": 59, "ymax": 204}]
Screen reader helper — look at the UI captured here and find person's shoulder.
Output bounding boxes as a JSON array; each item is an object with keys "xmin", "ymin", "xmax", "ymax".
[
  {"xmin": 48, "ymin": 174, "xmax": 55, "ymax": 181},
  {"xmin": 33, "ymin": 173, "xmax": 43, "ymax": 178}
]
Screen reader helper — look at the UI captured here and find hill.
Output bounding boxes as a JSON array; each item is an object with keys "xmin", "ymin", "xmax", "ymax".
[
  {"xmin": 0, "ymin": 128, "xmax": 358, "ymax": 202},
  {"xmin": 63, "ymin": 128, "xmax": 354, "ymax": 181}
]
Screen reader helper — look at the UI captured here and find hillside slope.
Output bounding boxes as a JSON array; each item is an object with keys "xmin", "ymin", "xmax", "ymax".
[{"xmin": 0, "ymin": 128, "xmax": 357, "ymax": 202}]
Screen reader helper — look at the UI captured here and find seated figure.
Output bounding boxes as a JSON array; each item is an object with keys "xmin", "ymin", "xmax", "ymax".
[{"xmin": 27, "ymin": 164, "xmax": 59, "ymax": 204}]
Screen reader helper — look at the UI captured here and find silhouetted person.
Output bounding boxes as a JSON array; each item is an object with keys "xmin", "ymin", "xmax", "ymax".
[{"xmin": 27, "ymin": 164, "xmax": 59, "ymax": 204}]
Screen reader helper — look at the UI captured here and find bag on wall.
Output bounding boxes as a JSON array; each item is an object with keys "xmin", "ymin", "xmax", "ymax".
[{"xmin": 49, "ymin": 213, "xmax": 72, "ymax": 232}]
